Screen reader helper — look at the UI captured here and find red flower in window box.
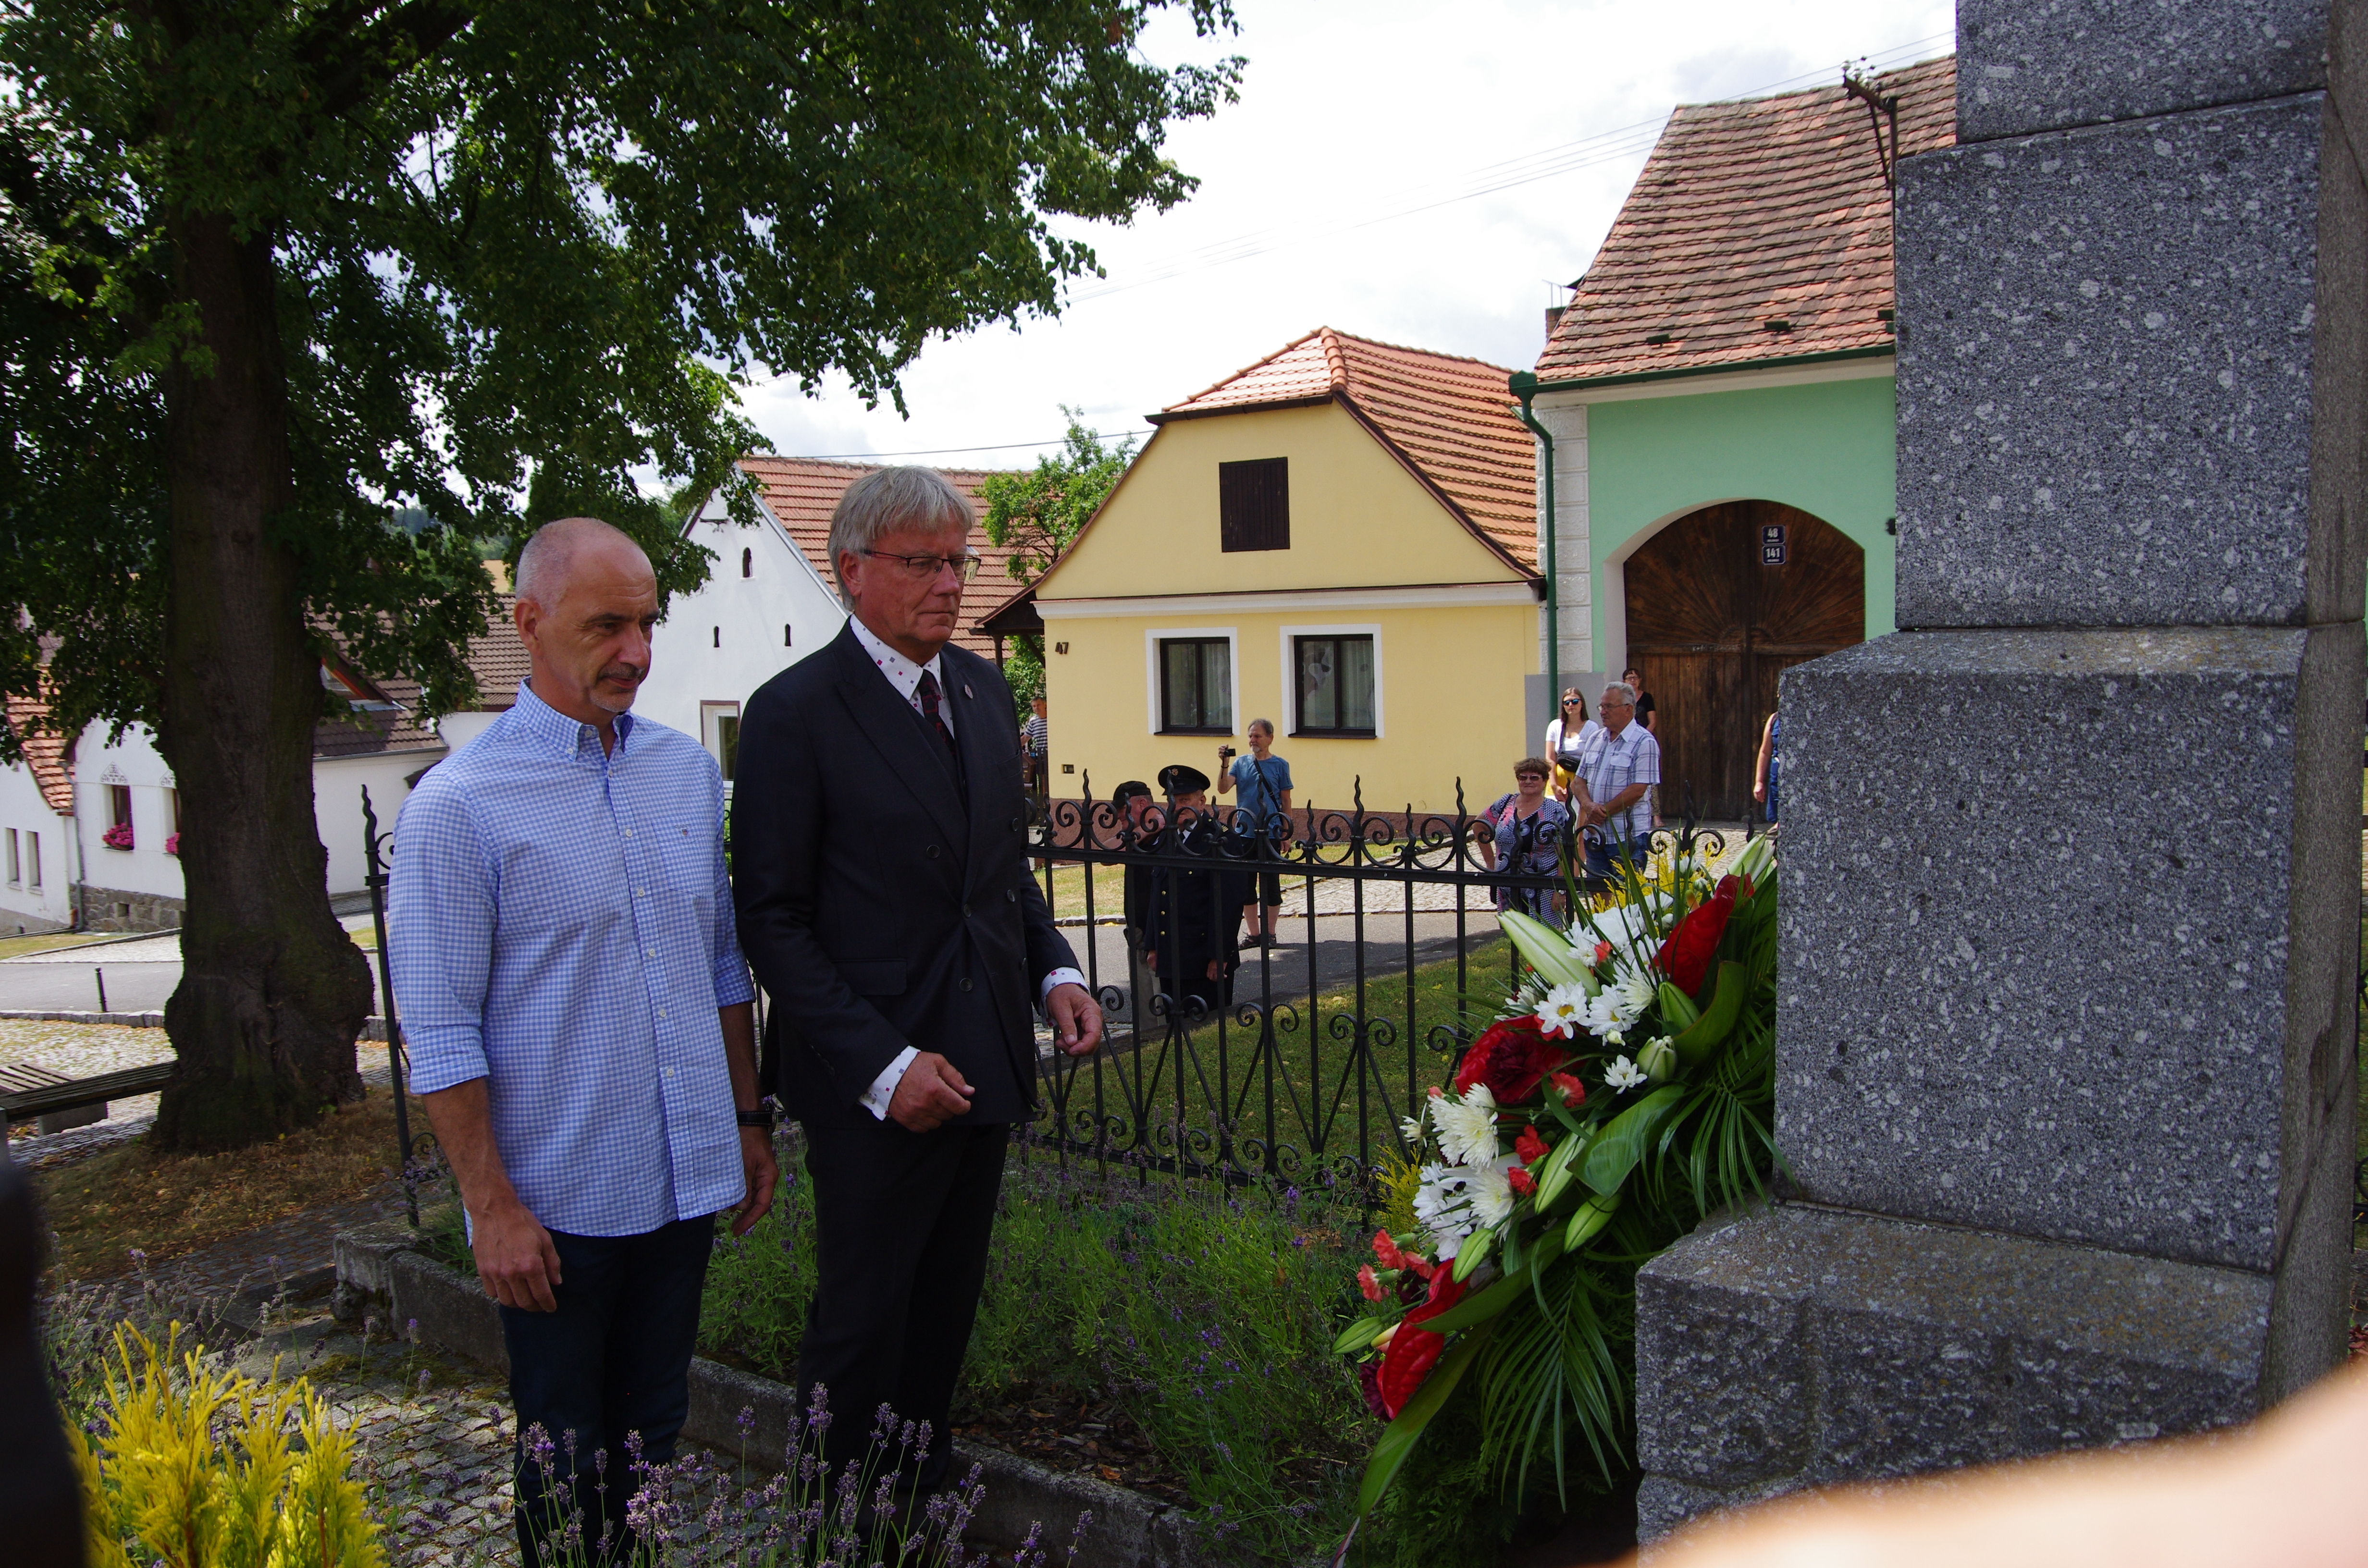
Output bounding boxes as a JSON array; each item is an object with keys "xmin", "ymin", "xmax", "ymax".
[
  {"xmin": 101, "ymin": 822, "xmax": 134, "ymax": 851},
  {"xmin": 163, "ymin": 833, "xmax": 180, "ymax": 857}
]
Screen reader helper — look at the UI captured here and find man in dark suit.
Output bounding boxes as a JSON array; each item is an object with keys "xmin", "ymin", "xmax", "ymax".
[
  {"xmin": 730, "ymin": 466, "xmax": 1102, "ymax": 1495},
  {"xmin": 1142, "ymin": 764, "xmax": 1246, "ymax": 1018}
]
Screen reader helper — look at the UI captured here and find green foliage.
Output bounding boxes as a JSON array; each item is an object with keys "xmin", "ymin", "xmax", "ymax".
[
  {"xmin": 703, "ymin": 1151, "xmax": 1371, "ymax": 1555},
  {"xmin": 978, "ymin": 411, "xmax": 1136, "ymax": 710},
  {"xmin": 0, "ymin": 1, "xmax": 1240, "ymax": 743},
  {"xmin": 1363, "ymin": 1394, "xmax": 1520, "ymax": 1568}
]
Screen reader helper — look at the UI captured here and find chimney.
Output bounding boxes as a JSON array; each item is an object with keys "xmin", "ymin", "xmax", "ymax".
[{"xmin": 1543, "ymin": 305, "xmax": 1566, "ymax": 338}]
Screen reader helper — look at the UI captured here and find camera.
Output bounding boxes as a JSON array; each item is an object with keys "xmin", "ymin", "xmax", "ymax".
[{"xmin": 1218, "ymin": 745, "xmax": 1237, "ymax": 761}]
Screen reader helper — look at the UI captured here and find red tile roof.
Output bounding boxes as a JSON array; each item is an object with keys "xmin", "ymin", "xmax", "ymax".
[
  {"xmin": 459, "ymin": 596, "xmax": 529, "ymax": 711},
  {"xmin": 1154, "ymin": 328, "xmax": 1537, "ymax": 572},
  {"xmin": 729, "ymin": 458, "xmax": 1023, "ymax": 659},
  {"xmin": 1536, "ymin": 56, "xmax": 1956, "ymax": 384},
  {"xmin": 4, "ymin": 693, "xmax": 73, "ymax": 814}
]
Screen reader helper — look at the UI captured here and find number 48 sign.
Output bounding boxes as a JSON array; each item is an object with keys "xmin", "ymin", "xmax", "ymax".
[{"xmin": 1760, "ymin": 524, "xmax": 1788, "ymax": 565}]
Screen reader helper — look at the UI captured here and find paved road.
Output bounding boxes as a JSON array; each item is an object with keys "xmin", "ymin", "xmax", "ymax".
[{"xmin": 0, "ymin": 907, "xmax": 1506, "ymax": 1033}]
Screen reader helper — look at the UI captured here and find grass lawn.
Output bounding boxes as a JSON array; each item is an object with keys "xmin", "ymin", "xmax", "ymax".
[
  {"xmin": 0, "ymin": 931, "xmax": 124, "ymax": 961},
  {"xmin": 32, "ymin": 1087, "xmax": 421, "ymax": 1280}
]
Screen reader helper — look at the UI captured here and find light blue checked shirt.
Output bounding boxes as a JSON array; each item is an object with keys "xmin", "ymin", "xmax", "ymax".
[{"xmin": 390, "ymin": 681, "xmax": 755, "ymax": 1237}]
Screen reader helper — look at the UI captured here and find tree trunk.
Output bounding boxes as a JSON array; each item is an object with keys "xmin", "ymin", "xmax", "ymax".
[{"xmin": 149, "ymin": 209, "xmax": 374, "ymax": 1153}]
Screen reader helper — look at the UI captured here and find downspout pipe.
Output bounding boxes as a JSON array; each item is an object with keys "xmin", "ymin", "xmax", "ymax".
[{"xmin": 1509, "ymin": 370, "xmax": 1557, "ymax": 727}]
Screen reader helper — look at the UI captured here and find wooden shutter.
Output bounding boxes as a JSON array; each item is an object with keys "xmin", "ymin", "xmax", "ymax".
[{"xmin": 1219, "ymin": 458, "xmax": 1290, "ymax": 552}]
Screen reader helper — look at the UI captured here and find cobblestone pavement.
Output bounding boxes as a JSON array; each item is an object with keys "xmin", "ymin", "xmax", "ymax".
[{"xmin": 7, "ymin": 1038, "xmax": 396, "ymax": 1168}]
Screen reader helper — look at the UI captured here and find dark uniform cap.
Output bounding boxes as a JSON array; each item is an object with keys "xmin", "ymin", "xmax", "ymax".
[
  {"xmin": 1112, "ymin": 779, "xmax": 1153, "ymax": 805},
  {"xmin": 1158, "ymin": 764, "xmax": 1211, "ymax": 796}
]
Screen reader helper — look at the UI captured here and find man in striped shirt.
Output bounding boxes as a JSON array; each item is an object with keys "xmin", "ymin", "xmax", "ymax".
[{"xmin": 1572, "ymin": 681, "xmax": 1662, "ymax": 879}]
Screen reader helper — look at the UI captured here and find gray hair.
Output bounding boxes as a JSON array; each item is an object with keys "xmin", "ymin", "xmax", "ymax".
[
  {"xmin": 514, "ymin": 516, "xmax": 646, "ymax": 609},
  {"xmin": 827, "ymin": 466, "xmax": 975, "ymax": 600},
  {"xmin": 1602, "ymin": 681, "xmax": 1637, "ymax": 707},
  {"xmin": 1247, "ymin": 717, "xmax": 1274, "ymax": 737}
]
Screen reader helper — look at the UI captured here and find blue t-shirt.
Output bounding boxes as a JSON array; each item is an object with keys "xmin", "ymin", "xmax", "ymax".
[{"xmin": 1229, "ymin": 753, "xmax": 1293, "ymax": 827}]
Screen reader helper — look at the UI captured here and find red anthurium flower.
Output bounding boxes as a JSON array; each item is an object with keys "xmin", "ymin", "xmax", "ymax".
[
  {"xmin": 1592, "ymin": 939, "xmax": 1614, "ymax": 966},
  {"xmin": 1506, "ymin": 1166, "xmax": 1536, "ymax": 1197},
  {"xmin": 1550, "ymin": 1071, "xmax": 1586, "ymax": 1109},
  {"xmin": 1655, "ymin": 875, "xmax": 1739, "ymax": 996},
  {"xmin": 1358, "ymin": 1264, "xmax": 1386, "ymax": 1302},
  {"xmin": 1372, "ymin": 1229, "xmax": 1408, "ymax": 1271},
  {"xmin": 1453, "ymin": 1015, "xmax": 1569, "ymax": 1105},
  {"xmin": 1377, "ymin": 1271, "xmax": 1469, "ymax": 1418},
  {"xmin": 1514, "ymin": 1124, "xmax": 1551, "ymax": 1166}
]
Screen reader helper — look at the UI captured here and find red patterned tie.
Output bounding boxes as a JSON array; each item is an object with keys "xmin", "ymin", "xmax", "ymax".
[{"xmin": 916, "ymin": 669, "xmax": 959, "ymax": 767}]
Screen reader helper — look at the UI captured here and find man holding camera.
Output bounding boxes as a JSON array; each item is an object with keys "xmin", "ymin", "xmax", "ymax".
[{"xmin": 1215, "ymin": 720, "xmax": 1293, "ymax": 946}]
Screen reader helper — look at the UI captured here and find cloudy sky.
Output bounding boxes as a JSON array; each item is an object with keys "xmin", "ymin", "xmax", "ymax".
[{"xmin": 740, "ymin": 0, "xmax": 1956, "ymax": 469}]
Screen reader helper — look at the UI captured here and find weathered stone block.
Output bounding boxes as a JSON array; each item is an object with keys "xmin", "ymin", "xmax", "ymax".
[
  {"xmin": 1956, "ymin": 0, "xmax": 2332, "ymax": 140},
  {"xmin": 1633, "ymin": 1204, "xmax": 2273, "ymax": 1539},
  {"xmin": 1894, "ymin": 94, "xmax": 2366, "ymax": 627},
  {"xmin": 1774, "ymin": 625, "xmax": 2358, "ymax": 1292}
]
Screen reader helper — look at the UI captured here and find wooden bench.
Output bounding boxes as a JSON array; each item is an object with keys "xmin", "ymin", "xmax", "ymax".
[{"xmin": 1, "ymin": 1060, "xmax": 176, "ymax": 1132}]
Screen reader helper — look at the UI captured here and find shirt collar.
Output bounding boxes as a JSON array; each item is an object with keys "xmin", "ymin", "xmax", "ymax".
[
  {"xmin": 513, "ymin": 679, "xmax": 636, "ymax": 760},
  {"xmin": 849, "ymin": 616, "xmax": 944, "ymax": 699}
]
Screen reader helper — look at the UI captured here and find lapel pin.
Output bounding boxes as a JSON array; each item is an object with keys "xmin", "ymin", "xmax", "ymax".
[{"xmin": 963, "ymin": 682, "xmax": 974, "ymax": 699}]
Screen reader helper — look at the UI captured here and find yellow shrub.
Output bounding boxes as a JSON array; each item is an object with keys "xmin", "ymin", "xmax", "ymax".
[{"xmin": 74, "ymin": 1324, "xmax": 384, "ymax": 1568}]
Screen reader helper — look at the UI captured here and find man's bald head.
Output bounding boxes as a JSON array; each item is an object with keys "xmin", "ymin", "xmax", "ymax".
[
  {"xmin": 515, "ymin": 515, "xmax": 651, "ymax": 611},
  {"xmin": 511, "ymin": 516, "xmax": 661, "ymax": 738}
]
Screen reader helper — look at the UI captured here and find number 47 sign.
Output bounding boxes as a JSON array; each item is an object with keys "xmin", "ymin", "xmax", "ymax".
[{"xmin": 1760, "ymin": 524, "xmax": 1788, "ymax": 565}]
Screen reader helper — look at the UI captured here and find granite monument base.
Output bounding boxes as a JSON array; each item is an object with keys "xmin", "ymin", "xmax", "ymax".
[{"xmin": 1631, "ymin": 1202, "xmax": 2280, "ymax": 1541}]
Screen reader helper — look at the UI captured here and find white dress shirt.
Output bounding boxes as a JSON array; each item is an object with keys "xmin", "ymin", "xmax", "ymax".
[{"xmin": 846, "ymin": 618, "xmax": 1087, "ymax": 1119}]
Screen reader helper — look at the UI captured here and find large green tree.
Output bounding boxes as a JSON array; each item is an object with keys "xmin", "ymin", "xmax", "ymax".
[
  {"xmin": 978, "ymin": 409, "xmax": 1135, "ymax": 705},
  {"xmin": 0, "ymin": 0, "xmax": 1238, "ymax": 1151}
]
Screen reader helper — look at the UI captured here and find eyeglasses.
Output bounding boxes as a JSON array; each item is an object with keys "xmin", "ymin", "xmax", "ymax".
[
  {"xmin": 860, "ymin": 548, "xmax": 982, "ymax": 582},
  {"xmin": 1516, "ymin": 773, "xmax": 1547, "ymax": 783}
]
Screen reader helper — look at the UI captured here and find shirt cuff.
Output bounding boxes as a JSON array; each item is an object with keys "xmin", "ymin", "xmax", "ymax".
[
  {"xmin": 1038, "ymin": 968, "xmax": 1087, "ymax": 1009},
  {"xmin": 860, "ymin": 1046, "xmax": 918, "ymax": 1121}
]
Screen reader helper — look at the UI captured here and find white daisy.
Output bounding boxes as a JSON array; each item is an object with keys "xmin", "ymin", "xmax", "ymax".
[
  {"xmin": 1429, "ymin": 1084, "xmax": 1501, "ymax": 1168},
  {"xmin": 1535, "ymin": 982, "xmax": 1591, "ymax": 1039},
  {"xmin": 1412, "ymin": 1163, "xmax": 1478, "ymax": 1258},
  {"xmin": 1469, "ymin": 1158, "xmax": 1519, "ymax": 1228},
  {"xmin": 1603, "ymin": 1055, "xmax": 1647, "ymax": 1091}
]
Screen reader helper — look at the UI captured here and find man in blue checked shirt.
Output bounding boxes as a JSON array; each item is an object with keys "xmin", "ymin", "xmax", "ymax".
[{"xmin": 391, "ymin": 516, "xmax": 776, "ymax": 1568}]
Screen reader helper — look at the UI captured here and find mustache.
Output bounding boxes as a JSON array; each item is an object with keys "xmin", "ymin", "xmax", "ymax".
[{"xmin": 599, "ymin": 662, "xmax": 646, "ymax": 685}]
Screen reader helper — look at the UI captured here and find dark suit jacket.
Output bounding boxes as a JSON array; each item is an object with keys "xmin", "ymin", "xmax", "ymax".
[{"xmin": 732, "ymin": 623, "xmax": 1079, "ymax": 1127}]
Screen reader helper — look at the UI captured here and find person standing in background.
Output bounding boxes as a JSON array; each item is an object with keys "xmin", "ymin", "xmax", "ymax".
[
  {"xmin": 1754, "ymin": 705, "xmax": 1781, "ymax": 829},
  {"xmin": 1622, "ymin": 666, "xmax": 1660, "ymax": 826},
  {"xmin": 1022, "ymin": 696, "xmax": 1048, "ymax": 794},
  {"xmin": 1570, "ymin": 681, "xmax": 1662, "ymax": 880},
  {"xmin": 1476, "ymin": 758, "xmax": 1572, "ymax": 919},
  {"xmin": 1542, "ymin": 687, "xmax": 1599, "ymax": 806},
  {"xmin": 1111, "ymin": 779, "xmax": 1156, "ymax": 956},
  {"xmin": 1216, "ymin": 718, "xmax": 1293, "ymax": 947}
]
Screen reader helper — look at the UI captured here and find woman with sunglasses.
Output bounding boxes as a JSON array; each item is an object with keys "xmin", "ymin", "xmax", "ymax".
[{"xmin": 1542, "ymin": 688, "xmax": 1600, "ymax": 806}]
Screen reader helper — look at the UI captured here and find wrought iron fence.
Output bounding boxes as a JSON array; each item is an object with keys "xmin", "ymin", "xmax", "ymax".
[
  {"xmin": 1016, "ymin": 777, "xmax": 1747, "ymax": 1188},
  {"xmin": 361, "ymin": 786, "xmax": 436, "ymax": 1224}
]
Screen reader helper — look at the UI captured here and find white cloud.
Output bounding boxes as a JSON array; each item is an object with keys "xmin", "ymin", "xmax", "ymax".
[{"xmin": 739, "ymin": 0, "xmax": 1955, "ymax": 468}]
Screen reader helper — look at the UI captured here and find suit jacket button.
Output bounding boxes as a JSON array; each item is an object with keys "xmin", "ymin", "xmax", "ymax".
[
  {"xmin": 959, "ymin": 977, "xmax": 974, "ymax": 992},
  {"xmin": 1006, "ymin": 889, "xmax": 1017, "ymax": 904},
  {"xmin": 925, "ymin": 844, "xmax": 941, "ymax": 859}
]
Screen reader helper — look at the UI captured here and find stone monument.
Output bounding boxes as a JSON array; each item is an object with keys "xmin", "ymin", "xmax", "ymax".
[{"xmin": 1631, "ymin": 0, "xmax": 2364, "ymax": 1534}]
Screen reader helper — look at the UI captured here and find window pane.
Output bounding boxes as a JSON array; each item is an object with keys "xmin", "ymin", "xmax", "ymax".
[
  {"xmin": 6, "ymin": 831, "xmax": 16, "ymax": 884},
  {"xmin": 1163, "ymin": 640, "xmax": 1196, "ymax": 729},
  {"xmin": 1200, "ymin": 640, "xmax": 1232, "ymax": 730},
  {"xmin": 715, "ymin": 715, "xmax": 740, "ymax": 781},
  {"xmin": 26, "ymin": 833, "xmax": 39, "ymax": 889},
  {"xmin": 1298, "ymin": 638, "xmax": 1335, "ymax": 731},
  {"xmin": 1340, "ymin": 637, "xmax": 1375, "ymax": 731}
]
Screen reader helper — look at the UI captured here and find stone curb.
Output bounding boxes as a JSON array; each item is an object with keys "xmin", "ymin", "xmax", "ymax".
[
  {"xmin": 0, "ymin": 1009, "xmax": 391, "ymax": 1039},
  {"xmin": 333, "ymin": 1223, "xmax": 1223, "ymax": 1567}
]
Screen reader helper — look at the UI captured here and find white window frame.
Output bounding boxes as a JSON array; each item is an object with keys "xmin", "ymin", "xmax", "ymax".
[
  {"xmin": 6, "ymin": 829, "xmax": 17, "ymax": 887},
  {"xmin": 25, "ymin": 830, "xmax": 39, "ymax": 890},
  {"xmin": 1144, "ymin": 627, "xmax": 1240, "ymax": 736},
  {"xmin": 1279, "ymin": 623, "xmax": 1384, "ymax": 738},
  {"xmin": 699, "ymin": 701, "xmax": 742, "ymax": 786}
]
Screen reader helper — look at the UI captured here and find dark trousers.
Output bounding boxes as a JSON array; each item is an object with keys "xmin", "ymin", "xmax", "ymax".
[
  {"xmin": 1584, "ymin": 833, "xmax": 1655, "ymax": 880},
  {"xmin": 797, "ymin": 1118, "xmax": 1008, "ymax": 1494},
  {"xmin": 501, "ymin": 1215, "xmax": 714, "ymax": 1568}
]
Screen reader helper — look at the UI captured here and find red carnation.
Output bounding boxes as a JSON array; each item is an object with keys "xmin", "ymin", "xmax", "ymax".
[
  {"xmin": 1550, "ymin": 1071, "xmax": 1587, "ymax": 1109},
  {"xmin": 1453, "ymin": 1015, "xmax": 1567, "ymax": 1105},
  {"xmin": 1656, "ymin": 875, "xmax": 1739, "ymax": 996},
  {"xmin": 1507, "ymin": 1166, "xmax": 1536, "ymax": 1197},
  {"xmin": 1377, "ymin": 1270, "xmax": 1468, "ymax": 1418},
  {"xmin": 1514, "ymin": 1124, "xmax": 1550, "ymax": 1166},
  {"xmin": 1372, "ymin": 1229, "xmax": 1408, "ymax": 1270},
  {"xmin": 1358, "ymin": 1264, "xmax": 1386, "ymax": 1302}
]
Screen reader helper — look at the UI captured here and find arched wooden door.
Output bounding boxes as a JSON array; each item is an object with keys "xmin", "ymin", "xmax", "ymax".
[{"xmin": 1622, "ymin": 501, "xmax": 1864, "ymax": 821}]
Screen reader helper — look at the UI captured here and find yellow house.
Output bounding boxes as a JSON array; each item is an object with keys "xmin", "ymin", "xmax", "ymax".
[{"xmin": 988, "ymin": 327, "xmax": 1542, "ymax": 815}]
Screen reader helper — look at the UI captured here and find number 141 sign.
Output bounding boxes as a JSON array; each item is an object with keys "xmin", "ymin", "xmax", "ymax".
[{"xmin": 1760, "ymin": 524, "xmax": 1788, "ymax": 565}]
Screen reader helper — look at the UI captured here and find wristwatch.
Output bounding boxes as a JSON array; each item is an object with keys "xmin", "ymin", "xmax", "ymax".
[{"xmin": 736, "ymin": 1104, "xmax": 776, "ymax": 1131}]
